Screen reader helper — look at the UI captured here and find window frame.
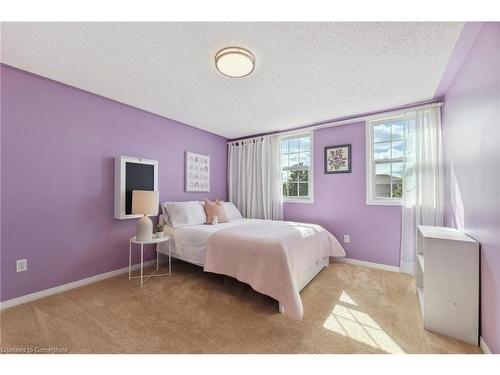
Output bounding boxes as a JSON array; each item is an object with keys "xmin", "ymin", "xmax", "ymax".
[
  {"xmin": 366, "ymin": 114, "xmax": 405, "ymax": 206},
  {"xmin": 280, "ymin": 132, "xmax": 314, "ymax": 204}
]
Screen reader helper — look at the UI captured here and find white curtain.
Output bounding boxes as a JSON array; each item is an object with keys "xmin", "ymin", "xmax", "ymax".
[
  {"xmin": 400, "ymin": 106, "xmax": 444, "ymax": 274},
  {"xmin": 228, "ymin": 136, "xmax": 283, "ymax": 220}
]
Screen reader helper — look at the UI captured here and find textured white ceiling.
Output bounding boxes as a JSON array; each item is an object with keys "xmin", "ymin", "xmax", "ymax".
[{"xmin": 1, "ymin": 22, "xmax": 463, "ymax": 138}]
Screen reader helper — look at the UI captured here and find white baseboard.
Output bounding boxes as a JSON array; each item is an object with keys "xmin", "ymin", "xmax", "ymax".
[
  {"xmin": 0, "ymin": 260, "xmax": 156, "ymax": 310},
  {"xmin": 399, "ymin": 261, "xmax": 416, "ymax": 275},
  {"xmin": 331, "ymin": 257, "xmax": 400, "ymax": 273},
  {"xmin": 480, "ymin": 336, "xmax": 492, "ymax": 354}
]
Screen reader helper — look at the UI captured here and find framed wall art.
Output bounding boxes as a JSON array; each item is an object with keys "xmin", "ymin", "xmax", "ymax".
[
  {"xmin": 324, "ymin": 144, "xmax": 351, "ymax": 174},
  {"xmin": 114, "ymin": 156, "xmax": 158, "ymax": 219},
  {"xmin": 185, "ymin": 151, "xmax": 210, "ymax": 192}
]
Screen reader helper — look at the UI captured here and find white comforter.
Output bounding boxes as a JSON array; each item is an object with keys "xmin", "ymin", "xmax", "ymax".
[{"xmin": 157, "ymin": 218, "xmax": 259, "ymax": 265}]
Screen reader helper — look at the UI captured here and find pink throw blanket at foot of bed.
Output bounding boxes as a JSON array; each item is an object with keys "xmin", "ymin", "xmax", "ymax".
[{"xmin": 203, "ymin": 220, "xmax": 345, "ymax": 320}]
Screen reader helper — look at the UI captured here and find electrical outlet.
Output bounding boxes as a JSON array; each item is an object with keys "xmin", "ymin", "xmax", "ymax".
[
  {"xmin": 343, "ymin": 235, "xmax": 350, "ymax": 243},
  {"xmin": 16, "ymin": 259, "xmax": 27, "ymax": 273}
]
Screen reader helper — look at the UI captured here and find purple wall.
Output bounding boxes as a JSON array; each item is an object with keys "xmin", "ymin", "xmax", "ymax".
[
  {"xmin": 0, "ymin": 65, "xmax": 228, "ymax": 302},
  {"xmin": 284, "ymin": 122, "xmax": 401, "ymax": 267},
  {"xmin": 441, "ymin": 23, "xmax": 500, "ymax": 353}
]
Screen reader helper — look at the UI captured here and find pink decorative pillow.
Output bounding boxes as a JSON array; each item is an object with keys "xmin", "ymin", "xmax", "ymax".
[{"xmin": 204, "ymin": 199, "xmax": 228, "ymax": 224}]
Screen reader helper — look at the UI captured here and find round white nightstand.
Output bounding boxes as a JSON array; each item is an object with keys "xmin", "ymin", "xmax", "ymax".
[{"xmin": 129, "ymin": 235, "xmax": 170, "ymax": 287}]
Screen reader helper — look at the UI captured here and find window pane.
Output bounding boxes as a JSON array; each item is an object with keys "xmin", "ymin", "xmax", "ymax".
[
  {"xmin": 288, "ymin": 170, "xmax": 298, "ymax": 182},
  {"xmin": 373, "ymin": 123, "xmax": 391, "ymax": 143},
  {"xmin": 370, "ymin": 118, "xmax": 405, "ymax": 202},
  {"xmin": 282, "ymin": 183, "xmax": 288, "ymax": 197},
  {"xmin": 392, "ymin": 180, "xmax": 403, "ymax": 198},
  {"xmin": 374, "ymin": 142, "xmax": 391, "ymax": 160},
  {"xmin": 391, "ymin": 162, "xmax": 403, "ymax": 179},
  {"xmin": 391, "ymin": 121, "xmax": 404, "ymax": 141},
  {"xmin": 281, "ymin": 135, "xmax": 312, "ymax": 200},
  {"xmin": 288, "ymin": 153, "xmax": 299, "ymax": 167},
  {"xmin": 375, "ymin": 163, "xmax": 391, "ymax": 198},
  {"xmin": 391, "ymin": 141, "xmax": 404, "ymax": 159},
  {"xmin": 281, "ymin": 170, "xmax": 288, "ymax": 182},
  {"xmin": 298, "ymin": 170, "xmax": 308, "ymax": 182},
  {"xmin": 299, "ymin": 152, "xmax": 310, "ymax": 166},
  {"xmin": 299, "ymin": 183, "xmax": 309, "ymax": 197},
  {"xmin": 281, "ymin": 155, "xmax": 288, "ymax": 167},
  {"xmin": 391, "ymin": 162, "xmax": 403, "ymax": 198},
  {"xmin": 299, "ymin": 136, "xmax": 310, "ymax": 152},
  {"xmin": 281, "ymin": 139, "xmax": 288, "ymax": 154},
  {"xmin": 289, "ymin": 138, "xmax": 299, "ymax": 153},
  {"xmin": 375, "ymin": 162, "xmax": 391, "ymax": 175}
]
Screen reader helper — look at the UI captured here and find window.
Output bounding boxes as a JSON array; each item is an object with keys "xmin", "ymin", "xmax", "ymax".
[
  {"xmin": 280, "ymin": 133, "xmax": 313, "ymax": 202},
  {"xmin": 366, "ymin": 115, "xmax": 405, "ymax": 205}
]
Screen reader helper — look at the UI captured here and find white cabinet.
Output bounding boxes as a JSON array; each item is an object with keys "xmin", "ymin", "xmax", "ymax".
[{"xmin": 416, "ymin": 225, "xmax": 479, "ymax": 345}]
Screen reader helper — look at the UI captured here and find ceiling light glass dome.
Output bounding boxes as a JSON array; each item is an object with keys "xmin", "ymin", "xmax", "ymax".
[{"xmin": 215, "ymin": 47, "xmax": 255, "ymax": 78}]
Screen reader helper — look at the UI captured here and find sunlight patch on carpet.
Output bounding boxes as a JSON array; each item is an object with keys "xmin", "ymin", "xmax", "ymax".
[
  {"xmin": 339, "ymin": 291, "xmax": 357, "ymax": 306},
  {"xmin": 323, "ymin": 292, "xmax": 405, "ymax": 354}
]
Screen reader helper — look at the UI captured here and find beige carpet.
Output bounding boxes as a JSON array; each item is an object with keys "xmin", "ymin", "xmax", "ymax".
[{"xmin": 0, "ymin": 260, "xmax": 482, "ymax": 354}]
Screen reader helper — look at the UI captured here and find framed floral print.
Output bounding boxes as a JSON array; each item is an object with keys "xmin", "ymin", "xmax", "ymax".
[{"xmin": 324, "ymin": 144, "xmax": 351, "ymax": 174}]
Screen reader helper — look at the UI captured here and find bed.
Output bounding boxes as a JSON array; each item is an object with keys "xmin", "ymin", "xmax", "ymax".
[{"xmin": 156, "ymin": 201, "xmax": 345, "ymax": 320}]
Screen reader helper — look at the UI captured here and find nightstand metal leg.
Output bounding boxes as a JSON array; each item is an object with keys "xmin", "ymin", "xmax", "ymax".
[
  {"xmin": 128, "ymin": 240, "xmax": 132, "ymax": 280},
  {"xmin": 129, "ymin": 237, "xmax": 170, "ymax": 285},
  {"xmin": 140, "ymin": 243, "xmax": 144, "ymax": 287},
  {"xmin": 156, "ymin": 248, "xmax": 159, "ymax": 271}
]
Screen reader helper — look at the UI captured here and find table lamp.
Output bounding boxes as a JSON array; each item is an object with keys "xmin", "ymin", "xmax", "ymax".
[{"xmin": 132, "ymin": 190, "xmax": 159, "ymax": 241}]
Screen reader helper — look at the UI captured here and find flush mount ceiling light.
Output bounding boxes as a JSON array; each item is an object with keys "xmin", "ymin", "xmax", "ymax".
[{"xmin": 215, "ymin": 47, "xmax": 255, "ymax": 78}]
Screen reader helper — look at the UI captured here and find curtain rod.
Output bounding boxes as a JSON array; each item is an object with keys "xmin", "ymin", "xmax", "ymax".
[
  {"xmin": 227, "ymin": 100, "xmax": 443, "ymax": 144},
  {"xmin": 227, "ymin": 135, "xmax": 265, "ymax": 146}
]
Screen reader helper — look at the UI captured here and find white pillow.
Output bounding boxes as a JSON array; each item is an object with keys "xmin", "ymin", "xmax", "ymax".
[
  {"xmin": 161, "ymin": 201, "xmax": 206, "ymax": 228},
  {"xmin": 222, "ymin": 201, "xmax": 243, "ymax": 220}
]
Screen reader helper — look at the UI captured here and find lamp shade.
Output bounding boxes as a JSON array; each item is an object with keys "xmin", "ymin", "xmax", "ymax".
[{"xmin": 131, "ymin": 190, "xmax": 159, "ymax": 215}]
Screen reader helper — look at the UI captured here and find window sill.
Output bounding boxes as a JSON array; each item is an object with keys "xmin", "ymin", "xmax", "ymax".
[
  {"xmin": 284, "ymin": 198, "xmax": 314, "ymax": 204},
  {"xmin": 366, "ymin": 199, "xmax": 402, "ymax": 206}
]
